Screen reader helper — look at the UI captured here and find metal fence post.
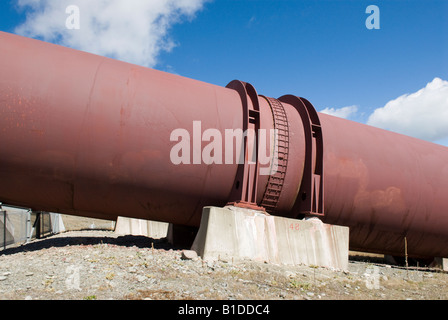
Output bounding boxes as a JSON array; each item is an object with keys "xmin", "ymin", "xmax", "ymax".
[
  {"xmin": 26, "ymin": 210, "xmax": 32, "ymax": 243},
  {"xmin": 3, "ymin": 210, "xmax": 6, "ymax": 251},
  {"xmin": 35, "ymin": 211, "xmax": 41, "ymax": 239}
]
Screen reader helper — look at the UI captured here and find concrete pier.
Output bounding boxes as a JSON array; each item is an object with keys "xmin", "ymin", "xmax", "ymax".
[
  {"xmin": 430, "ymin": 257, "xmax": 448, "ymax": 271},
  {"xmin": 114, "ymin": 216, "xmax": 169, "ymax": 239},
  {"xmin": 191, "ymin": 206, "xmax": 350, "ymax": 270}
]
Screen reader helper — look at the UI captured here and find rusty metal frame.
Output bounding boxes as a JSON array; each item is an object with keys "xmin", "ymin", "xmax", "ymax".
[
  {"xmin": 279, "ymin": 95, "xmax": 324, "ymax": 217},
  {"xmin": 225, "ymin": 80, "xmax": 265, "ymax": 211}
]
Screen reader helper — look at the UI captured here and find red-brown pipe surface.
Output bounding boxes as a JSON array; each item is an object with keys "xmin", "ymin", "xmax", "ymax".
[
  {"xmin": 320, "ymin": 114, "xmax": 448, "ymax": 258},
  {"xmin": 0, "ymin": 32, "xmax": 245, "ymax": 225},
  {"xmin": 1, "ymin": 32, "xmax": 448, "ymax": 258}
]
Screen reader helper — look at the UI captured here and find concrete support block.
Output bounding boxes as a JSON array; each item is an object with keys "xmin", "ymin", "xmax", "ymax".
[
  {"xmin": 50, "ymin": 213, "xmax": 66, "ymax": 234},
  {"xmin": 191, "ymin": 206, "xmax": 349, "ymax": 270},
  {"xmin": 61, "ymin": 214, "xmax": 116, "ymax": 231},
  {"xmin": 431, "ymin": 257, "xmax": 448, "ymax": 271},
  {"xmin": 114, "ymin": 217, "xmax": 169, "ymax": 239}
]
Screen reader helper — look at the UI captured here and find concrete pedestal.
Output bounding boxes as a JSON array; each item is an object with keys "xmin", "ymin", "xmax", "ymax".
[
  {"xmin": 114, "ymin": 216, "xmax": 169, "ymax": 239},
  {"xmin": 191, "ymin": 206, "xmax": 349, "ymax": 270},
  {"xmin": 431, "ymin": 257, "xmax": 448, "ymax": 271}
]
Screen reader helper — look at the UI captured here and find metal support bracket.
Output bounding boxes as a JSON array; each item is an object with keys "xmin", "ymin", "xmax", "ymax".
[
  {"xmin": 225, "ymin": 80, "xmax": 265, "ymax": 212},
  {"xmin": 279, "ymin": 95, "xmax": 324, "ymax": 217}
]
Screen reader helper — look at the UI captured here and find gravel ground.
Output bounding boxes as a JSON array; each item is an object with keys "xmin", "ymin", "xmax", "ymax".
[{"xmin": 1, "ymin": 230, "xmax": 448, "ymax": 301}]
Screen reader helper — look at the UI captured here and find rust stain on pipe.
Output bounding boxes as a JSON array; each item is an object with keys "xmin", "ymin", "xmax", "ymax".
[{"xmin": 1, "ymin": 32, "xmax": 448, "ymax": 259}]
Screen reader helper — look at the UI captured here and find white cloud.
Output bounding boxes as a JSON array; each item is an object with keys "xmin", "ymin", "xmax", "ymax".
[
  {"xmin": 14, "ymin": 0, "xmax": 206, "ymax": 67},
  {"xmin": 367, "ymin": 77, "xmax": 448, "ymax": 143},
  {"xmin": 320, "ymin": 105, "xmax": 358, "ymax": 119}
]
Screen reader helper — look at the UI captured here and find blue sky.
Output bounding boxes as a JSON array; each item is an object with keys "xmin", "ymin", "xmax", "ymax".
[
  {"xmin": 1, "ymin": 0, "xmax": 447, "ymax": 145},
  {"xmin": 165, "ymin": 1, "xmax": 447, "ymax": 118}
]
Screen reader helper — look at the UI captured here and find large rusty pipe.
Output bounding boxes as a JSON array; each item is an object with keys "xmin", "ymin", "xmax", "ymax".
[
  {"xmin": 0, "ymin": 32, "xmax": 305, "ymax": 226},
  {"xmin": 1, "ymin": 32, "xmax": 448, "ymax": 258},
  {"xmin": 320, "ymin": 114, "xmax": 448, "ymax": 258}
]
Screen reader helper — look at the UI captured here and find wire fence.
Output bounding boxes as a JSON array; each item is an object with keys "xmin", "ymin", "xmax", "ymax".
[{"xmin": 0, "ymin": 205, "xmax": 65, "ymax": 250}]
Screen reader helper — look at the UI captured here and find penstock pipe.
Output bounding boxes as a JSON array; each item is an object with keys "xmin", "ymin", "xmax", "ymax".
[{"xmin": 1, "ymin": 32, "xmax": 448, "ymax": 258}]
